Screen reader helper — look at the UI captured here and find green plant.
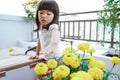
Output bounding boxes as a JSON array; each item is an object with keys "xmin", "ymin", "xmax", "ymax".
[
  {"xmin": 22, "ymin": 0, "xmax": 39, "ymax": 21},
  {"xmin": 97, "ymin": 0, "xmax": 120, "ymax": 47}
]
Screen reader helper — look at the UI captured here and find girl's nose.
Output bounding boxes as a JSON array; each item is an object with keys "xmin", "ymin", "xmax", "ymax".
[{"xmin": 41, "ymin": 13, "xmax": 47, "ymax": 17}]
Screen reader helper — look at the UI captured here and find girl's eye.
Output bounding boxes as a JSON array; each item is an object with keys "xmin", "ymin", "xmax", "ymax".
[
  {"xmin": 47, "ymin": 13, "xmax": 51, "ymax": 15},
  {"xmin": 40, "ymin": 12, "xmax": 43, "ymax": 15}
]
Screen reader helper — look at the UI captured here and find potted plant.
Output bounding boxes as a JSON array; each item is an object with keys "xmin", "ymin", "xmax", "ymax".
[
  {"xmin": 34, "ymin": 41, "xmax": 120, "ymax": 80},
  {"xmin": 97, "ymin": 0, "xmax": 120, "ymax": 57}
]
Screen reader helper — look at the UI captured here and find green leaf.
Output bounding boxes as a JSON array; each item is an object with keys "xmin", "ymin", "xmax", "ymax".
[
  {"xmin": 62, "ymin": 76, "xmax": 70, "ymax": 80},
  {"xmin": 80, "ymin": 59, "xmax": 89, "ymax": 71}
]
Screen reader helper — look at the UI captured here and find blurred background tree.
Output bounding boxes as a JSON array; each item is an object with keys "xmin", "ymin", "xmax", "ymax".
[{"xmin": 97, "ymin": 0, "xmax": 120, "ymax": 57}]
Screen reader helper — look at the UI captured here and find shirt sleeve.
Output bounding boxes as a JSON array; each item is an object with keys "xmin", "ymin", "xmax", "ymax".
[{"xmin": 49, "ymin": 24, "xmax": 59, "ymax": 31}]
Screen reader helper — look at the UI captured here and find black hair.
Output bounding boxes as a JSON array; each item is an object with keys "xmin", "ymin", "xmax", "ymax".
[{"xmin": 34, "ymin": 0, "xmax": 59, "ymax": 31}]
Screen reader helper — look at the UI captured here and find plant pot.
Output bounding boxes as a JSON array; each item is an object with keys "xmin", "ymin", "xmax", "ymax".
[
  {"xmin": 106, "ymin": 48, "xmax": 120, "ymax": 58},
  {"xmin": 106, "ymin": 53, "xmax": 120, "ymax": 57}
]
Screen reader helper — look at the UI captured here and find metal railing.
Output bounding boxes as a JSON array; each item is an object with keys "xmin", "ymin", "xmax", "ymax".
[{"xmin": 59, "ymin": 10, "xmax": 120, "ymax": 48}]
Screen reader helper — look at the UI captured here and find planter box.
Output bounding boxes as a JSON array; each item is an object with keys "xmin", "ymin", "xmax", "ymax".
[
  {"xmin": 0, "ymin": 47, "xmax": 43, "ymax": 80},
  {"xmin": 76, "ymin": 52, "xmax": 120, "ymax": 80}
]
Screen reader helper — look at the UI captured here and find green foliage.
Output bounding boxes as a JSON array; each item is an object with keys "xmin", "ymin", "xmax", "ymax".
[
  {"xmin": 22, "ymin": 0, "xmax": 39, "ymax": 22},
  {"xmin": 97, "ymin": 0, "xmax": 120, "ymax": 48},
  {"xmin": 97, "ymin": 0, "xmax": 120, "ymax": 30},
  {"xmin": 79, "ymin": 59, "xmax": 89, "ymax": 72},
  {"xmin": 39, "ymin": 74, "xmax": 53, "ymax": 80},
  {"xmin": 103, "ymin": 69, "xmax": 120, "ymax": 80}
]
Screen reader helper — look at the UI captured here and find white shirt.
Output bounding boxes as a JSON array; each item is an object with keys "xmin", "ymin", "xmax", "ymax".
[{"xmin": 39, "ymin": 24, "xmax": 61, "ymax": 57}]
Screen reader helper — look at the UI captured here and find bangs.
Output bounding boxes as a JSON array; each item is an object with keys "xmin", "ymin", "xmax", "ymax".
[{"xmin": 38, "ymin": 0, "xmax": 58, "ymax": 13}]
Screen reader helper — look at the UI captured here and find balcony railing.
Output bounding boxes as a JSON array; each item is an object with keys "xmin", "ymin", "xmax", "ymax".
[{"xmin": 59, "ymin": 10, "xmax": 120, "ymax": 48}]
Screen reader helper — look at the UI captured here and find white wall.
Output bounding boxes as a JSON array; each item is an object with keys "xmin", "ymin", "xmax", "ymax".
[{"xmin": 0, "ymin": 14, "xmax": 33, "ymax": 48}]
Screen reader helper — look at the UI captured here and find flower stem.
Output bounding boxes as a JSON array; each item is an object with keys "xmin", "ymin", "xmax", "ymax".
[
  {"xmin": 110, "ymin": 64, "xmax": 115, "ymax": 72},
  {"xmin": 82, "ymin": 51, "xmax": 85, "ymax": 60},
  {"xmin": 70, "ymin": 41, "xmax": 73, "ymax": 52},
  {"xmin": 90, "ymin": 52, "xmax": 92, "ymax": 56}
]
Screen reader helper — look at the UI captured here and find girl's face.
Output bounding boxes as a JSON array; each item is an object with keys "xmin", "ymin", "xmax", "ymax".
[{"xmin": 38, "ymin": 10, "xmax": 54, "ymax": 26}]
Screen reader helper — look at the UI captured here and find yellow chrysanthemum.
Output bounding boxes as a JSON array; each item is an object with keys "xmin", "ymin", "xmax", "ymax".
[
  {"xmin": 34, "ymin": 62, "xmax": 48, "ymax": 75},
  {"xmin": 64, "ymin": 47, "xmax": 75, "ymax": 52},
  {"xmin": 89, "ymin": 60, "xmax": 97, "ymax": 68},
  {"xmin": 78, "ymin": 42, "xmax": 90, "ymax": 51},
  {"xmin": 70, "ymin": 72, "xmax": 80, "ymax": 79},
  {"xmin": 47, "ymin": 59, "xmax": 58, "ymax": 69},
  {"xmin": 71, "ymin": 77, "xmax": 82, "ymax": 80},
  {"xmin": 88, "ymin": 67, "xmax": 103, "ymax": 80},
  {"xmin": 70, "ymin": 71, "xmax": 93, "ymax": 80},
  {"xmin": 52, "ymin": 65, "xmax": 70, "ymax": 79},
  {"xmin": 89, "ymin": 60, "xmax": 106, "ymax": 69},
  {"xmin": 62, "ymin": 50, "xmax": 69, "ymax": 56},
  {"xmin": 87, "ymin": 48, "xmax": 95, "ymax": 53},
  {"xmin": 58, "ymin": 65, "xmax": 70, "ymax": 78},
  {"xmin": 97, "ymin": 60, "xmax": 106, "ymax": 69},
  {"xmin": 87, "ymin": 56, "xmax": 96, "ymax": 63},
  {"xmin": 76, "ymin": 71, "xmax": 93, "ymax": 80},
  {"xmin": 70, "ymin": 72, "xmax": 77, "ymax": 78},
  {"xmin": 111, "ymin": 56, "xmax": 120, "ymax": 64},
  {"xmin": 70, "ymin": 57, "xmax": 80, "ymax": 68},
  {"xmin": 52, "ymin": 69, "xmax": 62, "ymax": 80},
  {"xmin": 63, "ymin": 53, "xmax": 77, "ymax": 65}
]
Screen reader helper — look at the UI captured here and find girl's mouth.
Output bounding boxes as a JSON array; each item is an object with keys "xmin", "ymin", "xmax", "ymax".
[{"xmin": 41, "ymin": 19, "xmax": 46, "ymax": 23}]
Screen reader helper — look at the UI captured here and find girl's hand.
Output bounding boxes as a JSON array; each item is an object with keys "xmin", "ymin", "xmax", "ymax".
[
  {"xmin": 29, "ymin": 55, "xmax": 39, "ymax": 60},
  {"xmin": 40, "ymin": 45, "xmax": 56, "ymax": 55}
]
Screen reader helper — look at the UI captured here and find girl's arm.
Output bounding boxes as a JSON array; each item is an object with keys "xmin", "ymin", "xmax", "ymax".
[
  {"xmin": 40, "ymin": 28, "xmax": 60, "ymax": 54},
  {"xmin": 36, "ymin": 37, "xmax": 41, "ymax": 55}
]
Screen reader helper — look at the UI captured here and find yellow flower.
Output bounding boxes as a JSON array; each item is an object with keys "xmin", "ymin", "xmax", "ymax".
[
  {"xmin": 63, "ymin": 53, "xmax": 78, "ymax": 66},
  {"xmin": 52, "ymin": 65, "xmax": 70, "ymax": 79},
  {"xmin": 97, "ymin": 60, "xmax": 106, "ymax": 69},
  {"xmin": 70, "ymin": 72, "xmax": 77, "ymax": 78},
  {"xmin": 90, "ymin": 60, "xmax": 106, "ymax": 69},
  {"xmin": 62, "ymin": 50, "xmax": 69, "ymax": 56},
  {"xmin": 58, "ymin": 65, "xmax": 70, "ymax": 78},
  {"xmin": 63, "ymin": 53, "xmax": 72, "ymax": 65},
  {"xmin": 71, "ymin": 71, "xmax": 93, "ymax": 80},
  {"xmin": 78, "ymin": 42, "xmax": 90, "ymax": 51},
  {"xmin": 111, "ymin": 56, "xmax": 120, "ymax": 64},
  {"xmin": 62, "ymin": 46, "xmax": 75, "ymax": 56},
  {"xmin": 70, "ymin": 57, "xmax": 80, "ymax": 68},
  {"xmin": 47, "ymin": 59, "xmax": 58, "ymax": 69},
  {"xmin": 34, "ymin": 62, "xmax": 48, "ymax": 75},
  {"xmin": 64, "ymin": 47, "xmax": 75, "ymax": 52},
  {"xmin": 88, "ymin": 67, "xmax": 103, "ymax": 80},
  {"xmin": 87, "ymin": 56, "xmax": 95, "ymax": 63},
  {"xmin": 71, "ymin": 77, "xmax": 82, "ymax": 80},
  {"xmin": 89, "ymin": 60, "xmax": 97, "ymax": 68},
  {"xmin": 52, "ymin": 69, "xmax": 62, "ymax": 80},
  {"xmin": 87, "ymin": 48, "xmax": 95, "ymax": 53}
]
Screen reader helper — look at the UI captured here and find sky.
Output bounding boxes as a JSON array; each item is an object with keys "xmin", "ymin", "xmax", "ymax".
[{"xmin": 0, "ymin": 0, "xmax": 104, "ymax": 16}]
